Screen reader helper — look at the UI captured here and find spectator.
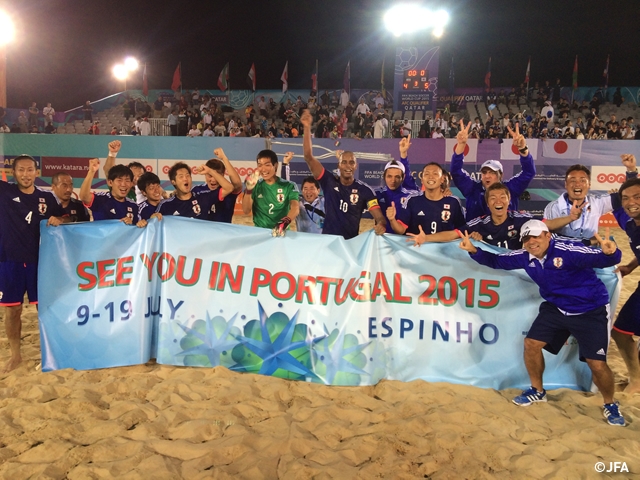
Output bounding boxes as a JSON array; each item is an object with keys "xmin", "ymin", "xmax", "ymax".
[
  {"xmin": 188, "ymin": 124, "xmax": 201, "ymax": 137},
  {"xmin": 139, "ymin": 117, "xmax": 151, "ymax": 136},
  {"xmin": 110, "ymin": 126, "xmax": 118, "ymax": 135},
  {"xmin": 355, "ymin": 98, "xmax": 370, "ymax": 116},
  {"xmin": 17, "ymin": 111, "xmax": 28, "ymax": 133},
  {"xmin": 202, "ymin": 125, "xmax": 214, "ymax": 137},
  {"xmin": 613, "ymin": 87, "xmax": 624, "ymax": 107},
  {"xmin": 0, "ymin": 122, "xmax": 9, "ymax": 133},
  {"xmin": 88, "ymin": 121, "xmax": 100, "ymax": 135},
  {"xmin": 44, "ymin": 122, "xmax": 56, "ymax": 134},
  {"xmin": 214, "ymin": 121, "xmax": 226, "ymax": 137},
  {"xmin": 82, "ymin": 101, "xmax": 93, "ymax": 121},
  {"xmin": 43, "ymin": 103, "xmax": 55, "ymax": 125},
  {"xmin": 153, "ymin": 98, "xmax": 163, "ymax": 118},
  {"xmin": 28, "ymin": 102, "xmax": 39, "ymax": 130}
]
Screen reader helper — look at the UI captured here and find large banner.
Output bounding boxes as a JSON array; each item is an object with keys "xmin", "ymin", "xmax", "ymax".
[{"xmin": 39, "ymin": 218, "xmax": 620, "ymax": 391}]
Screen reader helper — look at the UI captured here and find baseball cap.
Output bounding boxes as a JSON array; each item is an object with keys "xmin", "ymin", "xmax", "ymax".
[
  {"xmin": 384, "ymin": 161, "xmax": 405, "ymax": 174},
  {"xmin": 480, "ymin": 160, "xmax": 503, "ymax": 172},
  {"xmin": 520, "ymin": 219, "xmax": 549, "ymax": 240}
]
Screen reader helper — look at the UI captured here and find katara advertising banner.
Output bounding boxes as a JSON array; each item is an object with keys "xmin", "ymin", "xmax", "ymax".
[{"xmin": 38, "ymin": 218, "xmax": 619, "ymax": 391}]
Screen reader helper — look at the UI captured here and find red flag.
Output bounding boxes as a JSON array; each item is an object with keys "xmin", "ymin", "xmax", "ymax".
[
  {"xmin": 524, "ymin": 57, "xmax": 530, "ymax": 84},
  {"xmin": 247, "ymin": 63, "xmax": 256, "ymax": 91},
  {"xmin": 311, "ymin": 59, "xmax": 318, "ymax": 91},
  {"xmin": 217, "ymin": 62, "xmax": 229, "ymax": 91},
  {"xmin": 281, "ymin": 61, "xmax": 288, "ymax": 93},
  {"xmin": 572, "ymin": 56, "xmax": 578, "ymax": 90},
  {"xmin": 142, "ymin": 63, "xmax": 148, "ymax": 96},
  {"xmin": 1, "ymin": 169, "xmax": 6, "ymax": 182},
  {"xmin": 484, "ymin": 57, "xmax": 491, "ymax": 92},
  {"xmin": 171, "ymin": 62, "xmax": 181, "ymax": 91}
]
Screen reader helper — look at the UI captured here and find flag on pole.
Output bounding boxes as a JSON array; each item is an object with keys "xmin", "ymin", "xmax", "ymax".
[
  {"xmin": 603, "ymin": 54, "xmax": 610, "ymax": 88},
  {"xmin": 171, "ymin": 62, "xmax": 181, "ymax": 91},
  {"xmin": 142, "ymin": 63, "xmax": 148, "ymax": 96},
  {"xmin": 484, "ymin": 57, "xmax": 491, "ymax": 92},
  {"xmin": 281, "ymin": 61, "xmax": 288, "ymax": 93},
  {"xmin": 572, "ymin": 56, "xmax": 578, "ymax": 90},
  {"xmin": 448, "ymin": 57, "xmax": 455, "ymax": 96},
  {"xmin": 524, "ymin": 57, "xmax": 531, "ymax": 84},
  {"xmin": 247, "ymin": 63, "xmax": 256, "ymax": 91},
  {"xmin": 381, "ymin": 59, "xmax": 386, "ymax": 98},
  {"xmin": 217, "ymin": 63, "xmax": 229, "ymax": 91},
  {"xmin": 343, "ymin": 61, "xmax": 350, "ymax": 94},
  {"xmin": 311, "ymin": 59, "xmax": 318, "ymax": 92}
]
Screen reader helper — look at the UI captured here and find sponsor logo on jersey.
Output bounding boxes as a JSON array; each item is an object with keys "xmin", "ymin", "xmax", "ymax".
[
  {"xmin": 258, "ymin": 194, "xmax": 264, "ymax": 198},
  {"xmin": 441, "ymin": 210, "xmax": 451, "ymax": 221},
  {"xmin": 12, "ymin": 197, "xmax": 20, "ymax": 202},
  {"xmin": 553, "ymin": 257, "xmax": 563, "ymax": 268},
  {"xmin": 417, "ymin": 211, "xmax": 425, "ymax": 216},
  {"xmin": 173, "ymin": 211, "xmax": 180, "ymax": 215},
  {"xmin": 486, "ymin": 234, "xmax": 493, "ymax": 240},
  {"xmin": 334, "ymin": 187, "xmax": 339, "ymax": 191},
  {"xmin": 110, "ymin": 209, "xmax": 116, "ymax": 214}
]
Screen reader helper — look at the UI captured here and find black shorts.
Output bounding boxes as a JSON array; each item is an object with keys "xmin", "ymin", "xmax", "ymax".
[
  {"xmin": 527, "ymin": 301, "xmax": 609, "ymax": 362},
  {"xmin": 613, "ymin": 281, "xmax": 640, "ymax": 336},
  {"xmin": 0, "ymin": 261, "xmax": 38, "ymax": 306}
]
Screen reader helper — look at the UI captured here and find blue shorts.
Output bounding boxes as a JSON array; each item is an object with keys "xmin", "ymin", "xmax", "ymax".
[
  {"xmin": 0, "ymin": 262, "xmax": 38, "ymax": 306},
  {"xmin": 527, "ymin": 302, "xmax": 609, "ymax": 362},
  {"xmin": 613, "ymin": 281, "xmax": 640, "ymax": 336}
]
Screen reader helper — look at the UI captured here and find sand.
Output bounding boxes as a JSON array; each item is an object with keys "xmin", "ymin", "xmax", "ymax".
[{"xmin": 1, "ymin": 220, "xmax": 639, "ymax": 479}]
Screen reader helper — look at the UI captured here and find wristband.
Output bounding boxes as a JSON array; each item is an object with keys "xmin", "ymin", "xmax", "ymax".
[
  {"xmin": 518, "ymin": 146, "xmax": 528, "ymax": 154},
  {"xmin": 108, "ymin": 152, "xmax": 118, "ymax": 158}
]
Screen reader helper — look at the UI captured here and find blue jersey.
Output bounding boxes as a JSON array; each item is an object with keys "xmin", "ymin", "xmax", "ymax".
[
  {"xmin": 451, "ymin": 151, "xmax": 535, "ymax": 220},
  {"xmin": 317, "ymin": 168, "xmax": 380, "ymax": 239},
  {"xmin": 613, "ymin": 207, "xmax": 640, "ymax": 263},
  {"xmin": 138, "ymin": 201, "xmax": 160, "ymax": 220},
  {"xmin": 192, "ymin": 185, "xmax": 239, "ymax": 223},
  {"xmin": 466, "ymin": 211, "xmax": 535, "ymax": 249},
  {"xmin": 297, "ymin": 196, "xmax": 325, "ymax": 234},
  {"xmin": 86, "ymin": 191, "xmax": 139, "ymax": 223},
  {"xmin": 376, "ymin": 155, "xmax": 420, "ymax": 233},
  {"xmin": 0, "ymin": 182, "xmax": 64, "ymax": 263},
  {"xmin": 63, "ymin": 197, "xmax": 91, "ymax": 222},
  {"xmin": 469, "ymin": 239, "xmax": 621, "ymax": 313},
  {"xmin": 156, "ymin": 190, "xmax": 220, "ymax": 219},
  {"xmin": 396, "ymin": 194, "xmax": 466, "ymax": 235}
]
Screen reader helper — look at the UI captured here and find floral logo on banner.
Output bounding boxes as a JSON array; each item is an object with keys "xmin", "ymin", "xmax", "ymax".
[{"xmin": 173, "ymin": 301, "xmax": 387, "ymax": 386}]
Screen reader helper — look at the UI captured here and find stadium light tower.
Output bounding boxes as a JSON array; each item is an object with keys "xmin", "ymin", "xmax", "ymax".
[
  {"xmin": 384, "ymin": 4, "xmax": 449, "ymax": 37},
  {"xmin": 0, "ymin": 10, "xmax": 16, "ymax": 108},
  {"xmin": 112, "ymin": 56, "xmax": 139, "ymax": 92}
]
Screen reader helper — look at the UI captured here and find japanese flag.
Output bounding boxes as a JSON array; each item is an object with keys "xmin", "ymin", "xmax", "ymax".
[
  {"xmin": 500, "ymin": 139, "xmax": 538, "ymax": 160},
  {"xmin": 541, "ymin": 139, "xmax": 582, "ymax": 159},
  {"xmin": 445, "ymin": 138, "xmax": 478, "ymax": 163}
]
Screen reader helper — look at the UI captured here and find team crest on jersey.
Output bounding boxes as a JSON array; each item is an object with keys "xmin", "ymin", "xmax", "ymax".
[
  {"xmin": 508, "ymin": 229, "xmax": 517, "ymax": 238},
  {"xmin": 276, "ymin": 193, "xmax": 285, "ymax": 203},
  {"xmin": 126, "ymin": 212, "xmax": 133, "ymax": 220},
  {"xmin": 193, "ymin": 203, "xmax": 201, "ymax": 215},
  {"xmin": 38, "ymin": 203, "xmax": 47, "ymax": 214},
  {"xmin": 441, "ymin": 210, "xmax": 451, "ymax": 221},
  {"xmin": 350, "ymin": 193, "xmax": 359, "ymax": 204},
  {"xmin": 553, "ymin": 257, "xmax": 563, "ymax": 268}
]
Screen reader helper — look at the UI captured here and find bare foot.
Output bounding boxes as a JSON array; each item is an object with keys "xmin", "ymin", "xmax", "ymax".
[
  {"xmin": 2, "ymin": 355, "xmax": 22, "ymax": 374},
  {"xmin": 624, "ymin": 381, "xmax": 640, "ymax": 395}
]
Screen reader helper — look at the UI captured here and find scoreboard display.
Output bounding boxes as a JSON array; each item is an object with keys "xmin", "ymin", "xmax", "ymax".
[{"xmin": 402, "ymin": 69, "xmax": 429, "ymax": 90}]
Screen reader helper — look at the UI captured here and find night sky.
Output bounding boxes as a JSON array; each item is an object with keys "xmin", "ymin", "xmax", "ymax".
[{"xmin": 3, "ymin": 0, "xmax": 640, "ymax": 111}]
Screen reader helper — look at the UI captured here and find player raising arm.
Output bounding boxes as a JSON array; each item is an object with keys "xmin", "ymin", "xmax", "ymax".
[{"xmin": 301, "ymin": 109, "xmax": 386, "ymax": 239}]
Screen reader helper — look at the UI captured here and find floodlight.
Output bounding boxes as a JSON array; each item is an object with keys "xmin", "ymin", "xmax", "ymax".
[
  {"xmin": 113, "ymin": 64, "xmax": 128, "ymax": 81},
  {"xmin": 384, "ymin": 4, "xmax": 448, "ymax": 37},
  {"xmin": 124, "ymin": 57, "xmax": 139, "ymax": 71},
  {"xmin": 0, "ymin": 11, "xmax": 15, "ymax": 46}
]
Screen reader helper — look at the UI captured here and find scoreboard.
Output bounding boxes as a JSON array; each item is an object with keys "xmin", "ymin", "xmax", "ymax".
[
  {"xmin": 394, "ymin": 46, "xmax": 439, "ymax": 113},
  {"xmin": 402, "ymin": 69, "xmax": 429, "ymax": 90}
]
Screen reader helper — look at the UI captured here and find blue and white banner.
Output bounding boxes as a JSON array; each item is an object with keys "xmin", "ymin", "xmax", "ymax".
[{"xmin": 39, "ymin": 218, "xmax": 620, "ymax": 391}]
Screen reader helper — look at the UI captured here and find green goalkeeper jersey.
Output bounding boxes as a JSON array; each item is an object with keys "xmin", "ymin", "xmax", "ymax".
[{"xmin": 251, "ymin": 177, "xmax": 299, "ymax": 229}]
